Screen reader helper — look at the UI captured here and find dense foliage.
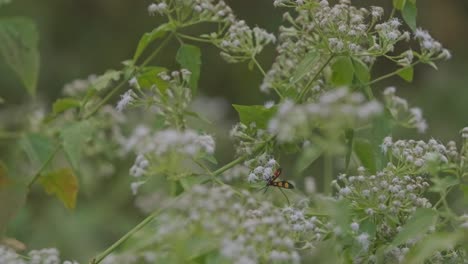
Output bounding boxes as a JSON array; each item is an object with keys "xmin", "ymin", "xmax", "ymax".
[{"xmin": 0, "ymin": 0, "xmax": 467, "ymax": 263}]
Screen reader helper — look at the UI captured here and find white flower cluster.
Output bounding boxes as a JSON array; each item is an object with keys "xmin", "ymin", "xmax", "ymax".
[
  {"xmin": 0, "ymin": 246, "xmax": 78, "ymax": 264},
  {"xmin": 383, "ymin": 87, "xmax": 427, "ymax": 133},
  {"xmin": 230, "ymin": 123, "xmax": 271, "ymax": 156},
  {"xmin": 62, "ymin": 74, "xmax": 97, "ymax": 96},
  {"xmin": 148, "ymin": 0, "xmax": 235, "ymax": 23},
  {"xmin": 381, "ymin": 137, "xmax": 458, "ymax": 169},
  {"xmin": 212, "ymin": 20, "xmax": 276, "ymax": 63},
  {"xmin": 116, "ymin": 89, "xmax": 136, "ymax": 112},
  {"xmin": 333, "ymin": 165, "xmax": 432, "ymax": 241},
  {"xmin": 115, "ymin": 185, "xmax": 303, "ymax": 263},
  {"xmin": 268, "ymin": 88, "xmax": 383, "ymax": 142},
  {"xmin": 414, "ymin": 28, "xmax": 451, "ymax": 60},
  {"xmin": 282, "ymin": 206, "xmax": 327, "ymax": 243},
  {"xmin": 247, "ymin": 155, "xmax": 278, "ymax": 183}
]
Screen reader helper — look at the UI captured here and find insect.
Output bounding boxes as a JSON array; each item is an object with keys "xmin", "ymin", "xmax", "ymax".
[{"xmin": 259, "ymin": 168, "xmax": 294, "ymax": 205}]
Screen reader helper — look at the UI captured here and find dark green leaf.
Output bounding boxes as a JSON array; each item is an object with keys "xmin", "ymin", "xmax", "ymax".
[
  {"xmin": 295, "ymin": 145, "xmax": 323, "ymax": 173},
  {"xmin": 136, "ymin": 66, "xmax": 168, "ymax": 92},
  {"xmin": 351, "ymin": 57, "xmax": 370, "ymax": 84},
  {"xmin": 39, "ymin": 168, "xmax": 78, "ymax": 209},
  {"xmin": 405, "ymin": 232, "xmax": 462, "ymax": 263},
  {"xmin": 331, "ymin": 57, "xmax": 354, "ymax": 86},
  {"xmin": 90, "ymin": 70, "xmax": 121, "ymax": 91},
  {"xmin": 393, "ymin": 0, "xmax": 407, "ymax": 10},
  {"xmin": 176, "ymin": 44, "xmax": 201, "ymax": 94},
  {"xmin": 52, "ymin": 98, "xmax": 81, "ymax": 115},
  {"xmin": 353, "ymin": 138, "xmax": 376, "ymax": 174},
  {"xmin": 60, "ymin": 120, "xmax": 94, "ymax": 170},
  {"xmin": 133, "ymin": 22, "xmax": 174, "ymax": 62},
  {"xmin": 0, "ymin": 17, "xmax": 39, "ymax": 95},
  {"xmin": 397, "ymin": 66, "xmax": 414, "ymax": 82},
  {"xmin": 290, "ymin": 49, "xmax": 319, "ymax": 84},
  {"xmin": 0, "ymin": 162, "xmax": 26, "ymax": 237},
  {"xmin": 402, "ymin": 1, "xmax": 418, "ymax": 31},
  {"xmin": 391, "ymin": 208, "xmax": 437, "ymax": 246},
  {"xmin": 461, "ymin": 184, "xmax": 468, "ymax": 204},
  {"xmin": 19, "ymin": 133, "xmax": 54, "ymax": 168},
  {"xmin": 232, "ymin": 104, "xmax": 277, "ymax": 129}
]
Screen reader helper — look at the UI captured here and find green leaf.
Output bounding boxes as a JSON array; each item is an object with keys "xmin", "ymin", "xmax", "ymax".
[
  {"xmin": 19, "ymin": 133, "xmax": 54, "ymax": 168},
  {"xmin": 133, "ymin": 22, "xmax": 174, "ymax": 62},
  {"xmin": 295, "ymin": 145, "xmax": 323, "ymax": 173},
  {"xmin": 371, "ymin": 113, "xmax": 393, "ymax": 171},
  {"xmin": 290, "ymin": 49, "xmax": 319, "ymax": 84},
  {"xmin": 232, "ymin": 104, "xmax": 278, "ymax": 129},
  {"xmin": 90, "ymin": 70, "xmax": 121, "ymax": 91},
  {"xmin": 397, "ymin": 66, "xmax": 414, "ymax": 82},
  {"xmin": 351, "ymin": 58, "xmax": 370, "ymax": 84},
  {"xmin": 429, "ymin": 176, "xmax": 459, "ymax": 193},
  {"xmin": 0, "ymin": 96, "xmax": 4, "ymax": 104},
  {"xmin": 331, "ymin": 57, "xmax": 354, "ymax": 86},
  {"xmin": 0, "ymin": 162, "xmax": 27, "ymax": 237},
  {"xmin": 391, "ymin": 208, "xmax": 437, "ymax": 246},
  {"xmin": 461, "ymin": 184, "xmax": 468, "ymax": 204},
  {"xmin": 353, "ymin": 138, "xmax": 376, "ymax": 174},
  {"xmin": 60, "ymin": 120, "xmax": 94, "ymax": 170},
  {"xmin": 405, "ymin": 232, "xmax": 462, "ymax": 263},
  {"xmin": 176, "ymin": 44, "xmax": 201, "ymax": 94},
  {"xmin": 52, "ymin": 98, "xmax": 81, "ymax": 115},
  {"xmin": 0, "ymin": 17, "xmax": 40, "ymax": 96},
  {"xmin": 393, "ymin": 0, "xmax": 407, "ymax": 10},
  {"xmin": 402, "ymin": 1, "xmax": 418, "ymax": 31},
  {"xmin": 136, "ymin": 66, "xmax": 168, "ymax": 92},
  {"xmin": 39, "ymin": 168, "xmax": 79, "ymax": 209},
  {"xmin": 185, "ymin": 110, "xmax": 212, "ymax": 124},
  {"xmin": 179, "ymin": 175, "xmax": 211, "ymax": 191}
]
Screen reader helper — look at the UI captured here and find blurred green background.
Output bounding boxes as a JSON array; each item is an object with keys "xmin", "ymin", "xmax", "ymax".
[{"xmin": 0, "ymin": 0, "xmax": 467, "ymax": 262}]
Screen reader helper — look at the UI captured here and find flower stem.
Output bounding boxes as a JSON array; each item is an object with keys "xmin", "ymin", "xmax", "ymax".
[
  {"xmin": 296, "ymin": 54, "xmax": 334, "ymax": 102},
  {"xmin": 89, "ymin": 207, "xmax": 166, "ymax": 264},
  {"xmin": 27, "ymin": 145, "xmax": 61, "ymax": 189},
  {"xmin": 366, "ymin": 61, "xmax": 420, "ymax": 86}
]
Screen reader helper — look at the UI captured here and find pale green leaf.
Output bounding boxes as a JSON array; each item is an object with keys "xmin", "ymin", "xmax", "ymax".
[
  {"xmin": 290, "ymin": 49, "xmax": 319, "ymax": 84},
  {"xmin": 232, "ymin": 104, "xmax": 277, "ymax": 129},
  {"xmin": 176, "ymin": 44, "xmax": 201, "ymax": 94},
  {"xmin": 397, "ymin": 66, "xmax": 414, "ymax": 82},
  {"xmin": 393, "ymin": 0, "xmax": 407, "ymax": 10},
  {"xmin": 136, "ymin": 66, "xmax": 168, "ymax": 92},
  {"xmin": 391, "ymin": 208, "xmax": 437, "ymax": 246},
  {"xmin": 351, "ymin": 57, "xmax": 370, "ymax": 84},
  {"xmin": 0, "ymin": 17, "xmax": 39, "ymax": 96},
  {"xmin": 405, "ymin": 232, "xmax": 462, "ymax": 263},
  {"xmin": 331, "ymin": 57, "xmax": 354, "ymax": 86},
  {"xmin": 60, "ymin": 120, "xmax": 94, "ymax": 170},
  {"xmin": 39, "ymin": 168, "xmax": 79, "ymax": 209},
  {"xmin": 90, "ymin": 70, "xmax": 121, "ymax": 91},
  {"xmin": 52, "ymin": 98, "xmax": 81, "ymax": 115}
]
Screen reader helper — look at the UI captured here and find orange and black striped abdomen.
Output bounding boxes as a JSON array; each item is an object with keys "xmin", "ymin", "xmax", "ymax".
[{"xmin": 270, "ymin": 181, "xmax": 294, "ymax": 189}]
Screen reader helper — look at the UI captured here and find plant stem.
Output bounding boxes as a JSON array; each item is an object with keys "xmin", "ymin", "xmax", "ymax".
[
  {"xmin": 323, "ymin": 153, "xmax": 333, "ymax": 195},
  {"xmin": 141, "ymin": 34, "xmax": 174, "ymax": 67},
  {"xmin": 27, "ymin": 145, "xmax": 61, "ymax": 189},
  {"xmin": 252, "ymin": 57, "xmax": 284, "ymax": 100},
  {"xmin": 296, "ymin": 54, "xmax": 334, "ymax": 102},
  {"xmin": 89, "ymin": 207, "xmax": 166, "ymax": 264},
  {"xmin": 366, "ymin": 62, "xmax": 419, "ymax": 86}
]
